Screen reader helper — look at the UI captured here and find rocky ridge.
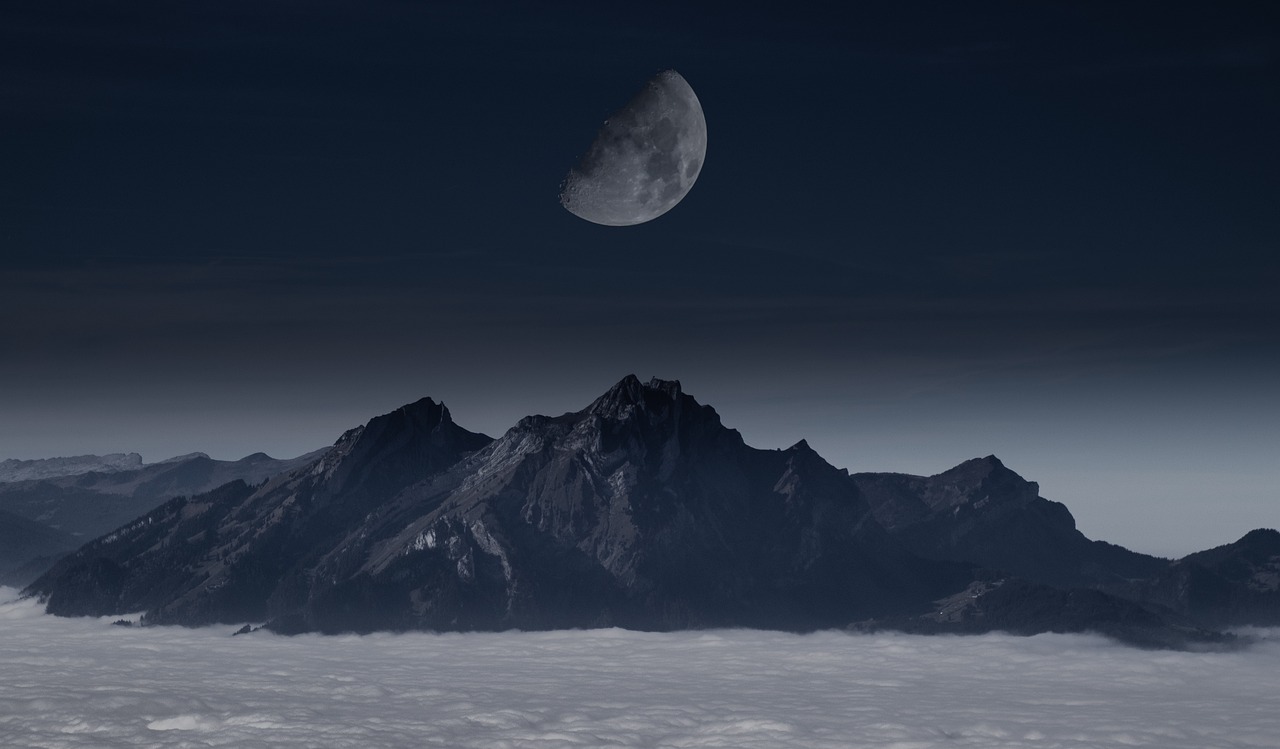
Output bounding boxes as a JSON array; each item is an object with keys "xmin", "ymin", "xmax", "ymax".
[{"xmin": 23, "ymin": 377, "xmax": 1279, "ymax": 647}]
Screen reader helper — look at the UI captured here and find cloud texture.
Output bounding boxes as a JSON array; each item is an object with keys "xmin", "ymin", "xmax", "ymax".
[{"xmin": 1, "ymin": 588, "xmax": 1277, "ymax": 748}]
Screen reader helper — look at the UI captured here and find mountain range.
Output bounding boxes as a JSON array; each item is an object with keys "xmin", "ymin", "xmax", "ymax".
[
  {"xmin": 19, "ymin": 376, "xmax": 1280, "ymax": 647},
  {"xmin": 0, "ymin": 450, "xmax": 323, "ymax": 585},
  {"xmin": 0, "ymin": 453, "xmax": 147, "ymax": 483}
]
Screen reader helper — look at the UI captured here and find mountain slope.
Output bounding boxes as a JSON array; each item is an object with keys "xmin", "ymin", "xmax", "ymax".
[
  {"xmin": 852, "ymin": 457, "xmax": 1166, "ymax": 588},
  {"xmin": 1117, "ymin": 529, "xmax": 1280, "ymax": 627},
  {"xmin": 30, "ymin": 397, "xmax": 492, "ymax": 624}
]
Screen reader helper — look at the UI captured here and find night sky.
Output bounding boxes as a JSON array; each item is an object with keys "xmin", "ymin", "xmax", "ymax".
[{"xmin": 2, "ymin": 1, "xmax": 1277, "ymax": 556}]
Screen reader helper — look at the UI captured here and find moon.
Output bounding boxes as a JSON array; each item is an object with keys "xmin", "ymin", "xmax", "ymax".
[{"xmin": 560, "ymin": 70, "xmax": 707, "ymax": 226}]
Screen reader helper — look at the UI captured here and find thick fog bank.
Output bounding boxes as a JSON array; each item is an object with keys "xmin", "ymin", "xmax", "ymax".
[{"xmin": 2, "ymin": 589, "xmax": 1277, "ymax": 748}]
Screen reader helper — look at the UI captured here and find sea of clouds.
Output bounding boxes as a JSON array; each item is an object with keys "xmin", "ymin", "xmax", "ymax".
[{"xmin": 2, "ymin": 588, "xmax": 1278, "ymax": 748}]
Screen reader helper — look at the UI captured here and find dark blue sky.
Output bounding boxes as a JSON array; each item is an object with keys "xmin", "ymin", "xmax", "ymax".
[{"xmin": 2, "ymin": 1, "xmax": 1277, "ymax": 555}]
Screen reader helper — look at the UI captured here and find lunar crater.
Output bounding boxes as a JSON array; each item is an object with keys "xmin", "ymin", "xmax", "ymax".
[{"xmin": 560, "ymin": 70, "xmax": 706, "ymax": 227}]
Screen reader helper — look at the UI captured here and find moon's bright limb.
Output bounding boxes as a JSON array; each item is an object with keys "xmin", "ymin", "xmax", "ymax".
[{"xmin": 560, "ymin": 70, "xmax": 707, "ymax": 226}]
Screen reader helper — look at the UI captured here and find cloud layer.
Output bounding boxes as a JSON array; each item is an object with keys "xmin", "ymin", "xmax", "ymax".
[{"xmin": 2, "ymin": 588, "xmax": 1277, "ymax": 748}]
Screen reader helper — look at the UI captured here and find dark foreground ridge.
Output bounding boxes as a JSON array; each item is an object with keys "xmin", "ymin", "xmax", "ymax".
[{"xmin": 24, "ymin": 377, "xmax": 1279, "ymax": 648}]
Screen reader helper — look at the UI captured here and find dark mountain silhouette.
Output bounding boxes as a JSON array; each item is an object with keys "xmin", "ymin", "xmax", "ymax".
[
  {"xmin": 0, "ymin": 508, "xmax": 81, "ymax": 587},
  {"xmin": 852, "ymin": 457, "xmax": 1166, "ymax": 587},
  {"xmin": 1114, "ymin": 529, "xmax": 1280, "ymax": 627},
  {"xmin": 22, "ymin": 376, "xmax": 1273, "ymax": 647},
  {"xmin": 0, "ymin": 449, "xmax": 324, "ymax": 585}
]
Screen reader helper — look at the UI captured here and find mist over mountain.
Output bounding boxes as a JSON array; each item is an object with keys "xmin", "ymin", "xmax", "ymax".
[
  {"xmin": 0, "ymin": 450, "xmax": 324, "ymax": 585},
  {"xmin": 0, "ymin": 453, "xmax": 145, "ymax": 482},
  {"xmin": 22, "ymin": 376, "xmax": 1279, "ymax": 646},
  {"xmin": 0, "ymin": 508, "xmax": 81, "ymax": 587}
]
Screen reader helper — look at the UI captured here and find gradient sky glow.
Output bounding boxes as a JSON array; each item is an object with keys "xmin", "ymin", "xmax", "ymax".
[{"xmin": 2, "ymin": 1, "xmax": 1277, "ymax": 557}]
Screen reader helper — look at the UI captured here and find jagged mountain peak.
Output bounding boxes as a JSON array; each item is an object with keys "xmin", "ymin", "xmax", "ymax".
[
  {"xmin": 395, "ymin": 395, "xmax": 451, "ymax": 421},
  {"xmin": 588, "ymin": 375, "xmax": 683, "ymax": 418},
  {"xmin": 781, "ymin": 439, "xmax": 844, "ymax": 475},
  {"xmin": 591, "ymin": 373, "xmax": 643, "ymax": 408},
  {"xmin": 573, "ymin": 376, "xmax": 741, "ymax": 466},
  {"xmin": 645, "ymin": 376, "xmax": 683, "ymax": 398},
  {"xmin": 470, "ymin": 377, "xmax": 736, "ymax": 493},
  {"xmin": 928, "ymin": 454, "xmax": 1038, "ymax": 504},
  {"xmin": 311, "ymin": 396, "xmax": 491, "ymax": 495},
  {"xmin": 356, "ymin": 397, "xmax": 462, "ymax": 445},
  {"xmin": 584, "ymin": 375, "xmax": 720, "ymax": 428},
  {"xmin": 936, "ymin": 454, "xmax": 1004, "ymax": 478}
]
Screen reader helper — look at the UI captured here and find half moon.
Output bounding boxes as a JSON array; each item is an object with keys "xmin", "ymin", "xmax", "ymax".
[{"xmin": 560, "ymin": 70, "xmax": 707, "ymax": 226}]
